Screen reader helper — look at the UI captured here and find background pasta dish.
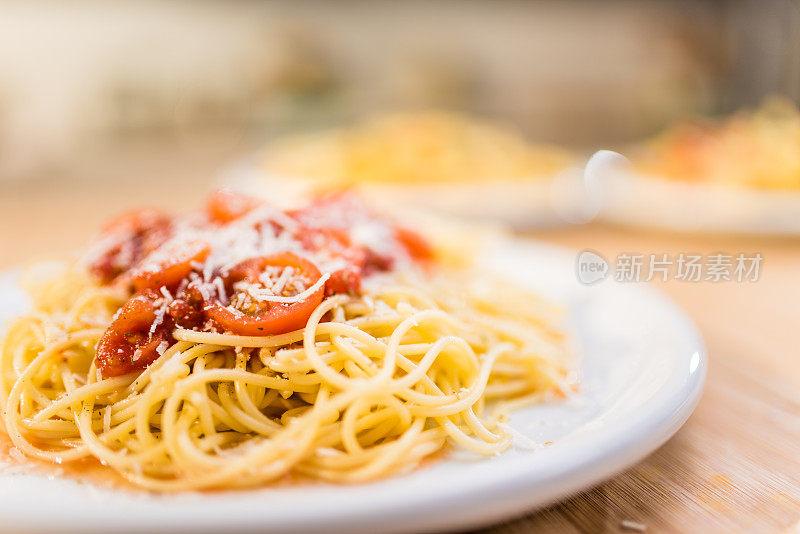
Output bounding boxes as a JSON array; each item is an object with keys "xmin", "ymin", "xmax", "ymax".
[
  {"xmin": 261, "ymin": 112, "xmax": 574, "ymax": 186},
  {"xmin": 633, "ymin": 97, "xmax": 800, "ymax": 191}
]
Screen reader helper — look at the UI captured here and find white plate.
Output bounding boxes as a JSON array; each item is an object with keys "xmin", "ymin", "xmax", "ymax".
[
  {"xmin": 586, "ymin": 150, "xmax": 800, "ymax": 235},
  {"xmin": 221, "ymin": 160, "xmax": 587, "ymax": 229},
  {"xmin": 0, "ymin": 240, "xmax": 706, "ymax": 534}
]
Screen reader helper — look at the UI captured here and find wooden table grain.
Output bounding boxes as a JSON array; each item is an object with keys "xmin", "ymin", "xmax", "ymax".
[{"xmin": 1, "ymin": 138, "xmax": 798, "ymax": 533}]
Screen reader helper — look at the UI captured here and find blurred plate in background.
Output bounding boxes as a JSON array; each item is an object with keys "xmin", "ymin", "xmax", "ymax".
[
  {"xmin": 223, "ymin": 111, "xmax": 586, "ymax": 229},
  {"xmin": 587, "ymin": 150, "xmax": 800, "ymax": 236}
]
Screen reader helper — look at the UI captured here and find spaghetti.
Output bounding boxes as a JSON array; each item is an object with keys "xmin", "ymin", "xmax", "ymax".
[
  {"xmin": 0, "ymin": 190, "xmax": 569, "ymax": 491},
  {"xmin": 262, "ymin": 111, "xmax": 574, "ymax": 185}
]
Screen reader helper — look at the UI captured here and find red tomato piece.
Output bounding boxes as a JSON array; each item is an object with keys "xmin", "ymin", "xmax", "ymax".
[
  {"xmin": 89, "ymin": 209, "xmax": 173, "ymax": 284},
  {"xmin": 298, "ymin": 227, "xmax": 366, "ymax": 295},
  {"xmin": 395, "ymin": 226, "xmax": 434, "ymax": 261},
  {"xmin": 206, "ymin": 189, "xmax": 261, "ymax": 224},
  {"xmin": 95, "ymin": 290, "xmax": 172, "ymax": 377},
  {"xmin": 206, "ymin": 252, "xmax": 325, "ymax": 335},
  {"xmin": 167, "ymin": 282, "xmax": 207, "ymax": 330},
  {"xmin": 131, "ymin": 241, "xmax": 210, "ymax": 292}
]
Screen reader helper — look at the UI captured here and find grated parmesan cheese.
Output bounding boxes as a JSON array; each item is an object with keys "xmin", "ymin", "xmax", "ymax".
[
  {"xmin": 212, "ymin": 276, "xmax": 227, "ymax": 302},
  {"xmin": 244, "ymin": 273, "xmax": 330, "ymax": 304},
  {"xmin": 270, "ymin": 266, "xmax": 294, "ymax": 295}
]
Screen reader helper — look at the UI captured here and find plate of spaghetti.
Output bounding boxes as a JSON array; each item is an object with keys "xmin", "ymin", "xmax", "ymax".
[
  {"xmin": 588, "ymin": 98, "xmax": 800, "ymax": 235},
  {"xmin": 226, "ymin": 111, "xmax": 583, "ymax": 228},
  {"xmin": 0, "ymin": 190, "xmax": 705, "ymax": 533}
]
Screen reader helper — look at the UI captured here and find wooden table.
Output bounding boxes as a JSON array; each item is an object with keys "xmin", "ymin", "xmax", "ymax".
[{"xmin": 2, "ymin": 138, "xmax": 799, "ymax": 533}]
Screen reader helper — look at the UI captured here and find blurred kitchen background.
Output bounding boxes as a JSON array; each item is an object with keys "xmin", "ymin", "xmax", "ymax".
[{"xmin": 0, "ymin": 0, "xmax": 798, "ymax": 181}]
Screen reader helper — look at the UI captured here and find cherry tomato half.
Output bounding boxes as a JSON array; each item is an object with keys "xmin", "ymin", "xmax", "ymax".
[
  {"xmin": 298, "ymin": 227, "xmax": 366, "ymax": 295},
  {"xmin": 95, "ymin": 290, "xmax": 171, "ymax": 377},
  {"xmin": 395, "ymin": 226, "xmax": 434, "ymax": 262},
  {"xmin": 206, "ymin": 252, "xmax": 325, "ymax": 335},
  {"xmin": 131, "ymin": 241, "xmax": 210, "ymax": 292},
  {"xmin": 89, "ymin": 209, "xmax": 173, "ymax": 284},
  {"xmin": 206, "ymin": 189, "xmax": 261, "ymax": 224}
]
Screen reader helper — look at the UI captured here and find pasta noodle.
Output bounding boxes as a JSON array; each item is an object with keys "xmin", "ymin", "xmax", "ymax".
[{"xmin": 0, "ymin": 192, "xmax": 569, "ymax": 491}]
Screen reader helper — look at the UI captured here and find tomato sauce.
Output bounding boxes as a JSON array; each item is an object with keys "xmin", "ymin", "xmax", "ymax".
[{"xmin": 89, "ymin": 190, "xmax": 434, "ymax": 378}]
